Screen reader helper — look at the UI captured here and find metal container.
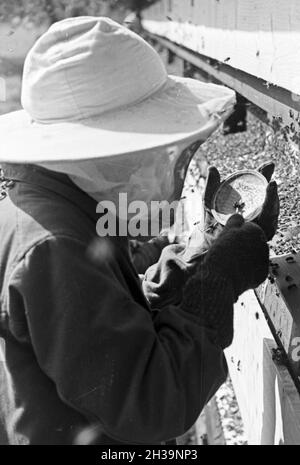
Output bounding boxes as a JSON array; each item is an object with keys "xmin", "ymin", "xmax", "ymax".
[{"xmin": 211, "ymin": 169, "xmax": 268, "ymax": 225}]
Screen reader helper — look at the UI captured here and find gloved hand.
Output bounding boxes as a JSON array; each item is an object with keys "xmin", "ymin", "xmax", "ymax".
[
  {"xmin": 204, "ymin": 214, "xmax": 269, "ymax": 297},
  {"xmin": 181, "ymin": 214, "xmax": 269, "ymax": 349},
  {"xmin": 179, "ymin": 168, "xmax": 222, "ymax": 264},
  {"xmin": 203, "ymin": 161, "xmax": 279, "ymax": 241},
  {"xmin": 181, "ymin": 161, "xmax": 279, "ymax": 265}
]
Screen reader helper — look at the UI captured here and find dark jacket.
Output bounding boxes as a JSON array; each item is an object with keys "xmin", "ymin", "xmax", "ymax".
[{"xmin": 0, "ymin": 164, "xmax": 227, "ymax": 445}]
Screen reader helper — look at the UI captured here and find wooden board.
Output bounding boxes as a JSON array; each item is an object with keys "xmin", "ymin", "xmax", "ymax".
[
  {"xmin": 225, "ymin": 290, "xmax": 300, "ymax": 444},
  {"xmin": 144, "ymin": 0, "xmax": 300, "ymax": 99},
  {"xmin": 257, "ymin": 253, "xmax": 300, "ymax": 386},
  {"xmin": 263, "ymin": 339, "xmax": 300, "ymax": 445},
  {"xmin": 0, "ymin": 339, "xmax": 8, "ymax": 444}
]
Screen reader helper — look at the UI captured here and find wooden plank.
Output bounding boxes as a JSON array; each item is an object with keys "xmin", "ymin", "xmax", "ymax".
[
  {"xmin": 144, "ymin": 0, "xmax": 300, "ymax": 99},
  {"xmin": 225, "ymin": 290, "xmax": 274, "ymax": 445},
  {"xmin": 256, "ymin": 253, "xmax": 300, "ymax": 386},
  {"xmin": 0, "ymin": 339, "xmax": 8, "ymax": 444},
  {"xmin": 225, "ymin": 290, "xmax": 300, "ymax": 444},
  {"xmin": 264, "ymin": 339, "xmax": 300, "ymax": 445}
]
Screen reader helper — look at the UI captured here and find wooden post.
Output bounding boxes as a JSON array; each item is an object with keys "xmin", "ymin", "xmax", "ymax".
[{"xmin": 226, "ymin": 291, "xmax": 300, "ymax": 444}]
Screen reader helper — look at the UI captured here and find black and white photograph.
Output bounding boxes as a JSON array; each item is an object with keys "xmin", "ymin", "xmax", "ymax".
[{"xmin": 0, "ymin": 0, "xmax": 299, "ymax": 450}]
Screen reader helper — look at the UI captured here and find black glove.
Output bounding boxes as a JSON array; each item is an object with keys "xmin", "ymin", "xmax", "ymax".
[
  {"xmin": 203, "ymin": 161, "xmax": 279, "ymax": 241},
  {"xmin": 181, "ymin": 214, "xmax": 269, "ymax": 349},
  {"xmin": 204, "ymin": 214, "xmax": 269, "ymax": 297},
  {"xmin": 180, "ymin": 161, "xmax": 278, "ymax": 266}
]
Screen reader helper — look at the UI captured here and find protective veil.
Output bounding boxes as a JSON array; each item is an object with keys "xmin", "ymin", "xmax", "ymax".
[{"xmin": 42, "ymin": 141, "xmax": 201, "ymax": 238}]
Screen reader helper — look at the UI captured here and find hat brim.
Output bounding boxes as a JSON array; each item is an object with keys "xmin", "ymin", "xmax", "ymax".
[{"xmin": 0, "ymin": 75, "xmax": 235, "ymax": 164}]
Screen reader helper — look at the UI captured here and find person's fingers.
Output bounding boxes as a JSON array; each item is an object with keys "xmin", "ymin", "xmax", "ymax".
[
  {"xmin": 225, "ymin": 213, "xmax": 245, "ymax": 229},
  {"xmin": 258, "ymin": 161, "xmax": 275, "ymax": 182},
  {"xmin": 203, "ymin": 166, "xmax": 221, "ymax": 209}
]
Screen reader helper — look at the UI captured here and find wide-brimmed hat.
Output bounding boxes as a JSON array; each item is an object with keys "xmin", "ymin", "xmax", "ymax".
[{"xmin": 0, "ymin": 16, "xmax": 235, "ymax": 165}]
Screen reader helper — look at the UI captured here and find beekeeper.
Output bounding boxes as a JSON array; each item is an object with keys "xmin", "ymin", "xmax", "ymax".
[{"xmin": 0, "ymin": 17, "xmax": 279, "ymax": 445}]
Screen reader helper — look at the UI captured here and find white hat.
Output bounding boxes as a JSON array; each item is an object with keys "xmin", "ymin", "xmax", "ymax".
[{"xmin": 0, "ymin": 16, "xmax": 235, "ymax": 165}]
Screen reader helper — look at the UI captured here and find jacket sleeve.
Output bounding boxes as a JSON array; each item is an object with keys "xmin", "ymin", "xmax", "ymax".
[{"xmin": 9, "ymin": 235, "xmax": 228, "ymax": 444}]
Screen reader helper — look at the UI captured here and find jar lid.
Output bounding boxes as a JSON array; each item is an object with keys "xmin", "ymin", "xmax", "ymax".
[{"xmin": 211, "ymin": 170, "xmax": 268, "ymax": 225}]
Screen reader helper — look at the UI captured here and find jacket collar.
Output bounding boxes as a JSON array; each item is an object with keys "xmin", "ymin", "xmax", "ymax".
[{"xmin": 1, "ymin": 163, "xmax": 99, "ymax": 223}]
